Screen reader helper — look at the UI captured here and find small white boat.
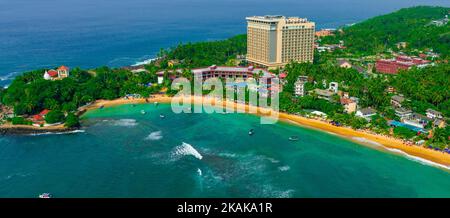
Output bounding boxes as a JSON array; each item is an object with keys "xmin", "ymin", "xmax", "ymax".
[
  {"xmin": 154, "ymin": 102, "xmax": 159, "ymax": 106},
  {"xmin": 288, "ymin": 136, "xmax": 299, "ymax": 141},
  {"xmin": 248, "ymin": 129, "xmax": 254, "ymax": 136},
  {"xmin": 39, "ymin": 193, "xmax": 52, "ymax": 198},
  {"xmin": 160, "ymin": 114, "xmax": 165, "ymax": 118},
  {"xmin": 141, "ymin": 110, "xmax": 146, "ymax": 114}
]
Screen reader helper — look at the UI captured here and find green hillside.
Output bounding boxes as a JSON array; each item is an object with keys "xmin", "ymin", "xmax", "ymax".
[{"xmin": 322, "ymin": 6, "xmax": 450, "ymax": 57}]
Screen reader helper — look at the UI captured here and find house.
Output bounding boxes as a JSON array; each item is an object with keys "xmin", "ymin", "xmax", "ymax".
[
  {"xmin": 396, "ymin": 42, "xmax": 408, "ymax": 49},
  {"xmin": 356, "ymin": 108, "xmax": 377, "ymax": 121},
  {"xmin": 386, "ymin": 86, "xmax": 396, "ymax": 94},
  {"xmin": 426, "ymin": 109, "xmax": 443, "ymax": 120},
  {"xmin": 391, "ymin": 95, "xmax": 405, "ymax": 108},
  {"xmin": 340, "ymin": 98, "xmax": 357, "ymax": 114},
  {"xmin": 315, "ymin": 29, "xmax": 334, "ymax": 38},
  {"xmin": 311, "ymin": 88, "xmax": 335, "ymax": 101},
  {"xmin": 329, "ymin": 82, "xmax": 338, "ymax": 93},
  {"xmin": 57, "ymin": 66, "xmax": 70, "ymax": 78},
  {"xmin": 32, "ymin": 109, "xmax": 50, "ymax": 123},
  {"xmin": 294, "ymin": 76, "xmax": 308, "ymax": 97},
  {"xmin": 337, "ymin": 59, "xmax": 352, "ymax": 68},
  {"xmin": 167, "ymin": 60, "xmax": 180, "ymax": 68},
  {"xmin": 395, "ymin": 107, "xmax": 412, "ymax": 119},
  {"xmin": 44, "ymin": 66, "xmax": 70, "ymax": 80},
  {"xmin": 433, "ymin": 119, "xmax": 446, "ymax": 128}
]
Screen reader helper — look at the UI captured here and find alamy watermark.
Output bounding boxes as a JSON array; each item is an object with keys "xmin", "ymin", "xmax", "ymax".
[{"xmin": 170, "ymin": 76, "xmax": 280, "ymax": 124}]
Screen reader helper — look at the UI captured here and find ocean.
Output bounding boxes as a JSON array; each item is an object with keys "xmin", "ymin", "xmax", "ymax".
[
  {"xmin": 1, "ymin": 0, "xmax": 449, "ymax": 87},
  {"xmin": 1, "ymin": 103, "xmax": 450, "ymax": 197}
]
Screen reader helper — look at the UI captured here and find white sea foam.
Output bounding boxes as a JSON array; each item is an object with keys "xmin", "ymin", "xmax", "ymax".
[
  {"xmin": 29, "ymin": 129, "xmax": 85, "ymax": 136},
  {"xmin": 109, "ymin": 119, "xmax": 138, "ymax": 127},
  {"xmin": 145, "ymin": 131, "xmax": 163, "ymax": 141},
  {"xmin": 351, "ymin": 137, "xmax": 450, "ymax": 170},
  {"xmin": 351, "ymin": 137, "xmax": 382, "ymax": 146},
  {"xmin": 278, "ymin": 165, "xmax": 290, "ymax": 171},
  {"xmin": 384, "ymin": 147, "xmax": 450, "ymax": 170},
  {"xmin": 267, "ymin": 157, "xmax": 280, "ymax": 164},
  {"xmin": 0, "ymin": 72, "xmax": 20, "ymax": 81},
  {"xmin": 171, "ymin": 142, "xmax": 203, "ymax": 160},
  {"xmin": 132, "ymin": 57, "xmax": 158, "ymax": 66},
  {"xmin": 197, "ymin": 168, "xmax": 202, "ymax": 176}
]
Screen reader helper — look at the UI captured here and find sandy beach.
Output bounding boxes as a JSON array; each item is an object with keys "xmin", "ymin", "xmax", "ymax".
[{"xmin": 81, "ymin": 94, "xmax": 450, "ymax": 168}]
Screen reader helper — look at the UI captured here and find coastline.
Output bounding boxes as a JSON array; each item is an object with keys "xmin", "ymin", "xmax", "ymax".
[
  {"xmin": 0, "ymin": 123, "xmax": 77, "ymax": 135},
  {"xmin": 81, "ymin": 95, "xmax": 450, "ymax": 169}
]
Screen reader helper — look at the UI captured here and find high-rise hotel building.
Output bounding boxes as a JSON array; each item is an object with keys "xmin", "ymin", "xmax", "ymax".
[{"xmin": 246, "ymin": 15, "xmax": 315, "ymax": 69}]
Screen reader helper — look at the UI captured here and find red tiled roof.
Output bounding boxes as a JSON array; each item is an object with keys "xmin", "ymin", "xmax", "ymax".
[
  {"xmin": 279, "ymin": 73, "xmax": 287, "ymax": 79},
  {"xmin": 48, "ymin": 70, "xmax": 58, "ymax": 77},
  {"xmin": 32, "ymin": 115, "xmax": 44, "ymax": 122},
  {"xmin": 39, "ymin": 109, "xmax": 50, "ymax": 116},
  {"xmin": 58, "ymin": 65, "xmax": 69, "ymax": 71}
]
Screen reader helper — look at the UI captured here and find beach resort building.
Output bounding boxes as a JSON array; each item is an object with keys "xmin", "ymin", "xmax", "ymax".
[
  {"xmin": 294, "ymin": 76, "xmax": 308, "ymax": 97},
  {"xmin": 246, "ymin": 15, "xmax": 315, "ymax": 69},
  {"xmin": 356, "ymin": 108, "xmax": 377, "ymax": 121},
  {"xmin": 191, "ymin": 65, "xmax": 275, "ymax": 82},
  {"xmin": 375, "ymin": 55, "xmax": 430, "ymax": 74},
  {"xmin": 426, "ymin": 109, "xmax": 443, "ymax": 120},
  {"xmin": 44, "ymin": 66, "xmax": 70, "ymax": 80}
]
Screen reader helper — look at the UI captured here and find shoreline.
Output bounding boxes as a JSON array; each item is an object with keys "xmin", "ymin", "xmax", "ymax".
[
  {"xmin": 81, "ymin": 95, "xmax": 450, "ymax": 169},
  {"xmin": 0, "ymin": 123, "xmax": 77, "ymax": 135}
]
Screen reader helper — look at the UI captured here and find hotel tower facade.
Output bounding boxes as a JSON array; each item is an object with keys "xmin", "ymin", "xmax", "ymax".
[{"xmin": 246, "ymin": 15, "xmax": 315, "ymax": 69}]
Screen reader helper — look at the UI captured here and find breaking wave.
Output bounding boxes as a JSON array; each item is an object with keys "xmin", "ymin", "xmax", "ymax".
[
  {"xmin": 384, "ymin": 147, "xmax": 450, "ymax": 170},
  {"xmin": 107, "ymin": 119, "xmax": 138, "ymax": 127},
  {"xmin": 171, "ymin": 142, "xmax": 203, "ymax": 160},
  {"xmin": 278, "ymin": 165, "xmax": 290, "ymax": 171},
  {"xmin": 145, "ymin": 131, "xmax": 163, "ymax": 141},
  {"xmin": 351, "ymin": 137, "xmax": 382, "ymax": 146},
  {"xmin": 29, "ymin": 130, "xmax": 85, "ymax": 136},
  {"xmin": 0, "ymin": 72, "xmax": 20, "ymax": 81}
]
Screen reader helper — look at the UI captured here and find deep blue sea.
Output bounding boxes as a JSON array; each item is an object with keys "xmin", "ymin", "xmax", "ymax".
[{"xmin": 1, "ymin": 0, "xmax": 449, "ymax": 87}]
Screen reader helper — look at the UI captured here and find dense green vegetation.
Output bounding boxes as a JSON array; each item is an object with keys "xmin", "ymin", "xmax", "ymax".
[
  {"xmin": 0, "ymin": 67, "xmax": 161, "ymax": 116},
  {"xmin": 322, "ymin": 6, "xmax": 450, "ymax": 58},
  {"xmin": 158, "ymin": 34, "xmax": 247, "ymax": 68},
  {"xmin": 394, "ymin": 64, "xmax": 450, "ymax": 117}
]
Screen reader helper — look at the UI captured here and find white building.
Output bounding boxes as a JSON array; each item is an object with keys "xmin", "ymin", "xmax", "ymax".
[
  {"xmin": 426, "ymin": 108, "xmax": 443, "ymax": 120},
  {"xmin": 294, "ymin": 76, "xmax": 308, "ymax": 97},
  {"xmin": 329, "ymin": 82, "xmax": 338, "ymax": 93}
]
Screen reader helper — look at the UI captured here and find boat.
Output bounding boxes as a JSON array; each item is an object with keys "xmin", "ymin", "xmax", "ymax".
[
  {"xmin": 248, "ymin": 129, "xmax": 254, "ymax": 136},
  {"xmin": 99, "ymin": 105, "xmax": 104, "ymax": 109},
  {"xmin": 160, "ymin": 114, "xmax": 165, "ymax": 118},
  {"xmin": 140, "ymin": 110, "xmax": 146, "ymax": 115},
  {"xmin": 39, "ymin": 193, "xmax": 52, "ymax": 198},
  {"xmin": 288, "ymin": 136, "xmax": 299, "ymax": 141},
  {"xmin": 154, "ymin": 102, "xmax": 159, "ymax": 106}
]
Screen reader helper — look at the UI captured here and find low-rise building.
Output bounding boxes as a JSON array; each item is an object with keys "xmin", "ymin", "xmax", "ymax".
[
  {"xmin": 44, "ymin": 66, "xmax": 70, "ymax": 81},
  {"xmin": 391, "ymin": 95, "xmax": 405, "ymax": 108},
  {"xmin": 426, "ymin": 108, "xmax": 443, "ymax": 120},
  {"xmin": 337, "ymin": 59, "xmax": 352, "ymax": 68},
  {"xmin": 375, "ymin": 55, "xmax": 430, "ymax": 74},
  {"xmin": 356, "ymin": 108, "xmax": 377, "ymax": 121},
  {"xmin": 395, "ymin": 107, "xmax": 412, "ymax": 119},
  {"xmin": 311, "ymin": 88, "xmax": 335, "ymax": 101},
  {"xmin": 340, "ymin": 98, "xmax": 357, "ymax": 114}
]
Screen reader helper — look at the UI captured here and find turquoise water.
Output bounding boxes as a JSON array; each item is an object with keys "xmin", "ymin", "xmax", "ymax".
[{"xmin": 1, "ymin": 103, "xmax": 450, "ymax": 197}]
